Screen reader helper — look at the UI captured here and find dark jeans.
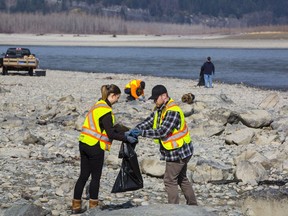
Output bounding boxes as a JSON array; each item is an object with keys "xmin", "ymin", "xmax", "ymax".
[
  {"xmin": 73, "ymin": 142, "xmax": 104, "ymax": 200},
  {"xmin": 124, "ymin": 88, "xmax": 135, "ymax": 100}
]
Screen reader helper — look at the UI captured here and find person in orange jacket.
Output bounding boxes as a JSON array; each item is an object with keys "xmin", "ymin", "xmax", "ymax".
[{"xmin": 124, "ymin": 79, "xmax": 145, "ymax": 101}]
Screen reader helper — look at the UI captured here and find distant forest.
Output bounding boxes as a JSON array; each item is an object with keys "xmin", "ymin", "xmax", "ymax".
[
  {"xmin": 1, "ymin": 0, "xmax": 288, "ymax": 25},
  {"xmin": 0, "ymin": 0, "xmax": 288, "ymax": 35}
]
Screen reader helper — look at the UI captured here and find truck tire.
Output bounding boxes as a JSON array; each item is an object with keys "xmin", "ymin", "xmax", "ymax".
[
  {"xmin": 28, "ymin": 68, "xmax": 33, "ymax": 76},
  {"xmin": 2, "ymin": 67, "xmax": 8, "ymax": 75}
]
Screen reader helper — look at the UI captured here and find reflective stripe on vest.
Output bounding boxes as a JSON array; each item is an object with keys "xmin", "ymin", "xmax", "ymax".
[
  {"xmin": 152, "ymin": 99, "xmax": 191, "ymax": 150},
  {"xmin": 79, "ymin": 100, "xmax": 114, "ymax": 151},
  {"xmin": 162, "ymin": 124, "xmax": 189, "ymax": 149}
]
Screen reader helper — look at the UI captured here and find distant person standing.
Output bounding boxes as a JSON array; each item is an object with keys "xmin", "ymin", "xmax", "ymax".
[{"xmin": 201, "ymin": 57, "xmax": 215, "ymax": 88}]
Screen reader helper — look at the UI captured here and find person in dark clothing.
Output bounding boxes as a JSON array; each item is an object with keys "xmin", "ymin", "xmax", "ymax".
[
  {"xmin": 201, "ymin": 56, "xmax": 215, "ymax": 88},
  {"xmin": 71, "ymin": 84, "xmax": 137, "ymax": 214}
]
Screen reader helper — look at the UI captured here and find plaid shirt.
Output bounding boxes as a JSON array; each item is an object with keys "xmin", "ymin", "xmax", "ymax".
[{"xmin": 136, "ymin": 99, "xmax": 194, "ymax": 162}]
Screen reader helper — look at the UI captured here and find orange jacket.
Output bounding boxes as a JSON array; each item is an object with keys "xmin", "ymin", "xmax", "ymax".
[{"xmin": 125, "ymin": 79, "xmax": 144, "ymax": 99}]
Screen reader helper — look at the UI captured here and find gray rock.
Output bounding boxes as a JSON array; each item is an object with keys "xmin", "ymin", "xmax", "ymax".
[
  {"xmin": 82, "ymin": 204, "xmax": 216, "ymax": 216},
  {"xmin": 234, "ymin": 150, "xmax": 271, "ymax": 169},
  {"xmin": 242, "ymin": 188, "xmax": 288, "ymax": 216},
  {"xmin": 208, "ymin": 108, "xmax": 232, "ymax": 125},
  {"xmin": 0, "ymin": 148, "xmax": 31, "ymax": 158},
  {"xmin": 225, "ymin": 127, "xmax": 255, "ymax": 145},
  {"xmin": 1, "ymin": 116, "xmax": 23, "ymax": 129},
  {"xmin": 4, "ymin": 203, "xmax": 51, "ymax": 216},
  {"xmin": 239, "ymin": 109, "xmax": 272, "ymax": 128},
  {"xmin": 140, "ymin": 159, "xmax": 165, "ymax": 178},
  {"xmin": 236, "ymin": 161, "xmax": 268, "ymax": 185},
  {"xmin": 193, "ymin": 158, "xmax": 234, "ymax": 183},
  {"xmin": 0, "ymin": 87, "xmax": 10, "ymax": 93}
]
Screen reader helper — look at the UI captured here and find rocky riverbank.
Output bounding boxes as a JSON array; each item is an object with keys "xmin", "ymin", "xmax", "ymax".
[{"xmin": 0, "ymin": 70, "xmax": 287, "ymax": 216}]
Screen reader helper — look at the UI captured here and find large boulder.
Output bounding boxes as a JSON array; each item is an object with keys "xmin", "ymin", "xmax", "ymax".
[
  {"xmin": 225, "ymin": 127, "xmax": 255, "ymax": 145},
  {"xmin": 235, "ymin": 161, "xmax": 268, "ymax": 185},
  {"xmin": 234, "ymin": 150, "xmax": 271, "ymax": 169},
  {"xmin": 238, "ymin": 109, "xmax": 272, "ymax": 128},
  {"xmin": 242, "ymin": 188, "xmax": 288, "ymax": 216},
  {"xmin": 193, "ymin": 158, "xmax": 234, "ymax": 183}
]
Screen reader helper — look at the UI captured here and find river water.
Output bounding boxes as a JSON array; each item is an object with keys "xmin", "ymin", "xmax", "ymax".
[{"xmin": 1, "ymin": 45, "xmax": 287, "ymax": 91}]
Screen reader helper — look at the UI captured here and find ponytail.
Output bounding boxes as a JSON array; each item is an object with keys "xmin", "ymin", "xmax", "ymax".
[{"xmin": 101, "ymin": 84, "xmax": 121, "ymax": 100}]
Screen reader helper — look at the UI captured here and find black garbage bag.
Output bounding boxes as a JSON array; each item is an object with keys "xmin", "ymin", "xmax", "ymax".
[
  {"xmin": 197, "ymin": 66, "xmax": 205, "ymax": 86},
  {"xmin": 111, "ymin": 142, "xmax": 143, "ymax": 193}
]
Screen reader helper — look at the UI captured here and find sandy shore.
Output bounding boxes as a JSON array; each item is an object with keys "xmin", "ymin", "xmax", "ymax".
[{"xmin": 1, "ymin": 33, "xmax": 288, "ymax": 48}]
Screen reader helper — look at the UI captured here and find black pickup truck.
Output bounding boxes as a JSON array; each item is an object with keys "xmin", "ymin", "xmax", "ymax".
[{"xmin": 2, "ymin": 48, "xmax": 39, "ymax": 76}]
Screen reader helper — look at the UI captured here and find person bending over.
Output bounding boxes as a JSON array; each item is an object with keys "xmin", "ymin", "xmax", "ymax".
[{"xmin": 124, "ymin": 79, "xmax": 145, "ymax": 101}]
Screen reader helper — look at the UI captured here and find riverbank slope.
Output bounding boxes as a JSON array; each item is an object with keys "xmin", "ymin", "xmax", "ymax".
[{"xmin": 0, "ymin": 32, "xmax": 288, "ymax": 48}]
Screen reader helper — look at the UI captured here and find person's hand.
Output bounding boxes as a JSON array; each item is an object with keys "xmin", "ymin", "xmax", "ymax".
[
  {"xmin": 126, "ymin": 135, "xmax": 138, "ymax": 144},
  {"xmin": 129, "ymin": 128, "xmax": 142, "ymax": 138},
  {"xmin": 125, "ymin": 131, "xmax": 138, "ymax": 144},
  {"xmin": 138, "ymin": 95, "xmax": 146, "ymax": 102}
]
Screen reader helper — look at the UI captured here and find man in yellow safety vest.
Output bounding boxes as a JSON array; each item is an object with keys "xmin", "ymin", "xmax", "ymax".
[{"xmin": 128, "ymin": 85, "xmax": 197, "ymax": 205}]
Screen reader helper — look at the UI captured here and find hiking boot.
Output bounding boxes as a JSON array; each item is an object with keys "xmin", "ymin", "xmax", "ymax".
[
  {"xmin": 71, "ymin": 199, "xmax": 86, "ymax": 214},
  {"xmin": 89, "ymin": 199, "xmax": 99, "ymax": 209}
]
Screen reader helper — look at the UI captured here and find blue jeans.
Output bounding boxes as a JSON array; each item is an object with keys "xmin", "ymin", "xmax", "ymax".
[{"xmin": 204, "ymin": 74, "xmax": 213, "ymax": 88}]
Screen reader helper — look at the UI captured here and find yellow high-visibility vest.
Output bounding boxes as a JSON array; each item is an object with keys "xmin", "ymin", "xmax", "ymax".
[
  {"xmin": 152, "ymin": 99, "xmax": 191, "ymax": 150},
  {"xmin": 79, "ymin": 100, "xmax": 115, "ymax": 151}
]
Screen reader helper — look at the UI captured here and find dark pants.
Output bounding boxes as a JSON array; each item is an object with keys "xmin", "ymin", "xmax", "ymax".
[
  {"xmin": 163, "ymin": 155, "xmax": 197, "ymax": 205},
  {"xmin": 73, "ymin": 142, "xmax": 104, "ymax": 200},
  {"xmin": 124, "ymin": 88, "xmax": 135, "ymax": 101}
]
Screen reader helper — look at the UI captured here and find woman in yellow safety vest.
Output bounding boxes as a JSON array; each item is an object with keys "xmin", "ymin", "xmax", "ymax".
[
  {"xmin": 72, "ymin": 84, "xmax": 137, "ymax": 214},
  {"xmin": 128, "ymin": 85, "xmax": 197, "ymax": 206}
]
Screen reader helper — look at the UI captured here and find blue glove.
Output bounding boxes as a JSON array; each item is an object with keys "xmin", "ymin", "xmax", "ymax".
[
  {"xmin": 125, "ymin": 132, "xmax": 138, "ymax": 144},
  {"xmin": 129, "ymin": 128, "xmax": 142, "ymax": 138}
]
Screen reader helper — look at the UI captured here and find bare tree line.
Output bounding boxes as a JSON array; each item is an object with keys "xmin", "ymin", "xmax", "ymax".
[{"xmin": 0, "ymin": 12, "xmax": 288, "ymax": 35}]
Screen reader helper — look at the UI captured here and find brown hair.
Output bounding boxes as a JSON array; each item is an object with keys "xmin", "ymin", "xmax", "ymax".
[{"xmin": 101, "ymin": 84, "xmax": 121, "ymax": 100}]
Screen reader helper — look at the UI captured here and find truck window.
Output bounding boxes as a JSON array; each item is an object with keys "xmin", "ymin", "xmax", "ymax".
[
  {"xmin": 7, "ymin": 50, "xmax": 16, "ymax": 56},
  {"xmin": 6, "ymin": 48, "xmax": 31, "ymax": 57}
]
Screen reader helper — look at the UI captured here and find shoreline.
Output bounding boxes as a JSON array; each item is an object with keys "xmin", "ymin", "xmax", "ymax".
[
  {"xmin": 0, "ymin": 33, "xmax": 288, "ymax": 48},
  {"xmin": 62, "ymin": 69, "xmax": 288, "ymax": 92},
  {"xmin": 2, "ymin": 68, "xmax": 288, "ymax": 92}
]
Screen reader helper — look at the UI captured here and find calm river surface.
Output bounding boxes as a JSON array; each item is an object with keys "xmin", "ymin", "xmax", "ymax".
[{"xmin": 1, "ymin": 45, "xmax": 287, "ymax": 90}]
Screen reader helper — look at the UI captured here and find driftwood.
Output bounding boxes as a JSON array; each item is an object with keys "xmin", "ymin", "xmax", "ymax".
[
  {"xmin": 208, "ymin": 179, "xmax": 242, "ymax": 185},
  {"xmin": 258, "ymin": 179, "xmax": 288, "ymax": 186},
  {"xmin": 208, "ymin": 179, "xmax": 288, "ymax": 186},
  {"xmin": 258, "ymin": 93, "xmax": 279, "ymax": 108}
]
